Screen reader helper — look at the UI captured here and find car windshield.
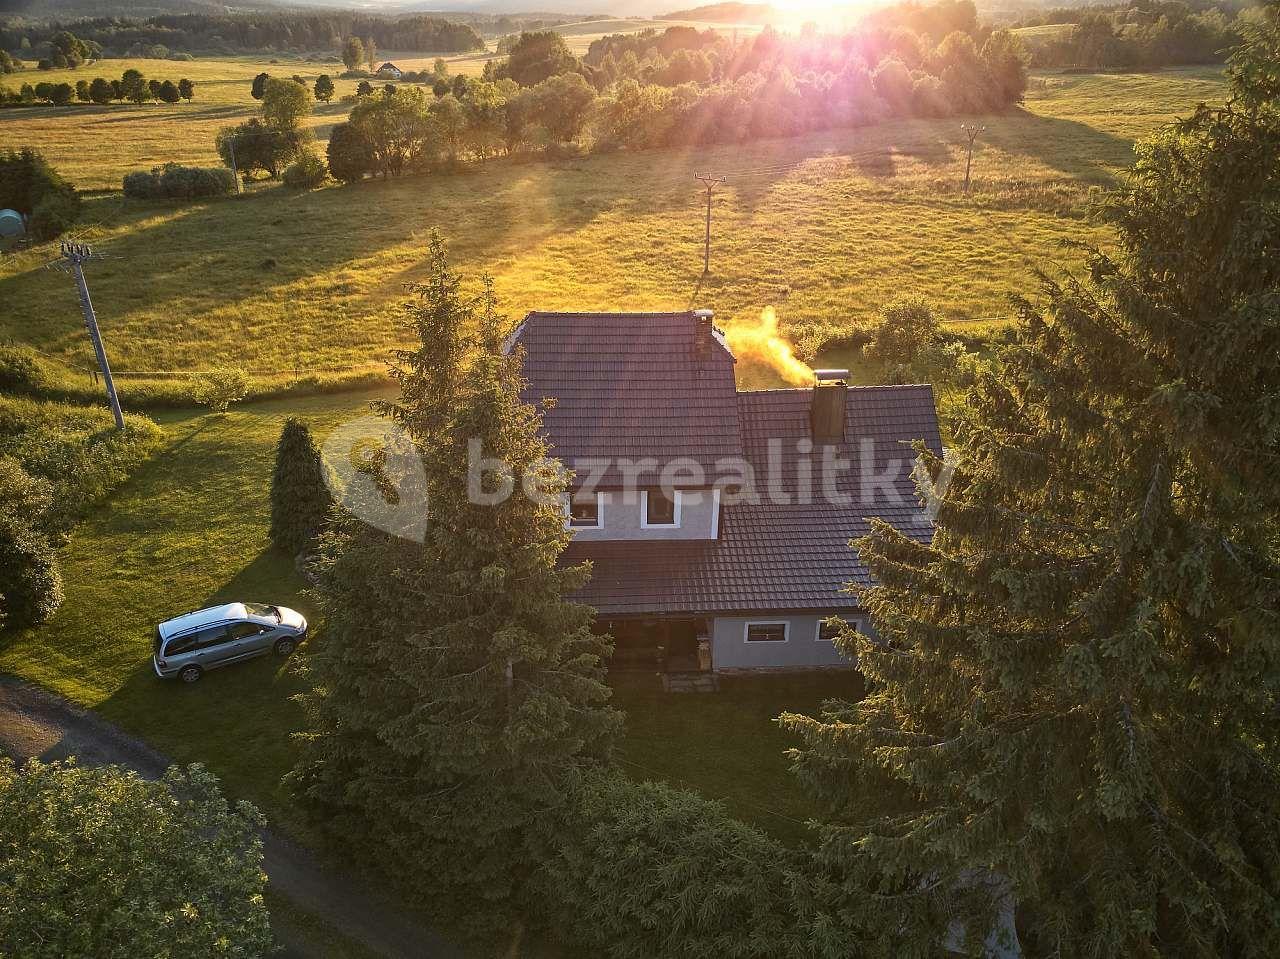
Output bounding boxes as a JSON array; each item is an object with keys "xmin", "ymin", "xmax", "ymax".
[{"xmin": 243, "ymin": 602, "xmax": 281, "ymax": 622}]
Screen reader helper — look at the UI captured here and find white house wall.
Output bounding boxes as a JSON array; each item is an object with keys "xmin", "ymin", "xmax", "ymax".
[
  {"xmin": 710, "ymin": 614, "xmax": 866, "ymax": 671},
  {"xmin": 571, "ymin": 489, "xmax": 719, "ymax": 541}
]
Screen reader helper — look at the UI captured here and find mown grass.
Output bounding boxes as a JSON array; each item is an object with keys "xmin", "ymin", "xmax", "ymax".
[{"xmin": 0, "ymin": 66, "xmax": 1225, "ymax": 390}]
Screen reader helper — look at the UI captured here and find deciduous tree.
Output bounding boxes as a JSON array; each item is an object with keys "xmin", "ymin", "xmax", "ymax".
[
  {"xmin": 0, "ymin": 760, "xmax": 270, "ymax": 958},
  {"xmin": 340, "ymin": 36, "xmax": 363, "ymax": 73},
  {"xmin": 313, "ymin": 73, "xmax": 334, "ymax": 103}
]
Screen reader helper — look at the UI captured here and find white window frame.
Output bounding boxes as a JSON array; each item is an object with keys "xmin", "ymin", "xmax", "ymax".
[
  {"xmin": 816, "ymin": 616, "xmax": 867, "ymax": 642},
  {"xmin": 564, "ymin": 492, "xmax": 604, "ymax": 530},
  {"xmin": 640, "ymin": 488, "xmax": 683, "ymax": 529},
  {"xmin": 743, "ymin": 620, "xmax": 790, "ymax": 644}
]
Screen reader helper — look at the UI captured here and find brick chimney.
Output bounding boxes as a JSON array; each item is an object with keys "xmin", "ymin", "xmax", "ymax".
[
  {"xmin": 810, "ymin": 369, "xmax": 849, "ymax": 443},
  {"xmin": 693, "ymin": 308, "xmax": 714, "ymax": 366}
]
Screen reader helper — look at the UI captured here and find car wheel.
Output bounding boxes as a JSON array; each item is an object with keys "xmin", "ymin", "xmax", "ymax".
[
  {"xmin": 178, "ymin": 665, "xmax": 202, "ymax": 684},
  {"xmin": 273, "ymin": 637, "xmax": 297, "ymax": 657}
]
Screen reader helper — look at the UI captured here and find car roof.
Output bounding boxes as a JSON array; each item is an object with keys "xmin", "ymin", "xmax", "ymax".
[{"xmin": 158, "ymin": 602, "xmax": 259, "ymax": 639}]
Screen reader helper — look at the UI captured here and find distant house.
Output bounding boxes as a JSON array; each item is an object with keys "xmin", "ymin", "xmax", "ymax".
[
  {"xmin": 507, "ymin": 310, "xmax": 943, "ymax": 679},
  {"xmin": 376, "ymin": 62, "xmax": 403, "ymax": 79}
]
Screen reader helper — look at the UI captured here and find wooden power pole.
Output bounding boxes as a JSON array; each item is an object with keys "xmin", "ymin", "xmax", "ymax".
[
  {"xmin": 961, "ymin": 123, "xmax": 985, "ymax": 195},
  {"xmin": 694, "ymin": 172, "xmax": 726, "ymax": 275}
]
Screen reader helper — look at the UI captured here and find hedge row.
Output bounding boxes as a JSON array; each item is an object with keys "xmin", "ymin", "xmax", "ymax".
[
  {"xmin": 0, "ymin": 345, "xmax": 388, "ymax": 412},
  {"xmin": 123, "ymin": 163, "xmax": 235, "ymax": 200}
]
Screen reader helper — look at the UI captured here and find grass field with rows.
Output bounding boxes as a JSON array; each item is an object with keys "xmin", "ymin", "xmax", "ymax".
[{"xmin": 0, "ymin": 65, "xmax": 1224, "ymax": 389}]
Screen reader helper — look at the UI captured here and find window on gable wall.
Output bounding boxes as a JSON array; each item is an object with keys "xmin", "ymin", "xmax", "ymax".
[
  {"xmin": 644, "ymin": 488, "xmax": 677, "ymax": 526},
  {"xmin": 567, "ymin": 492, "xmax": 601, "ymax": 529}
]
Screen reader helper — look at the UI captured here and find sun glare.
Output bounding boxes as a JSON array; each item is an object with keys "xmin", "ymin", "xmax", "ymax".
[{"xmin": 771, "ymin": 0, "xmax": 871, "ymax": 30}]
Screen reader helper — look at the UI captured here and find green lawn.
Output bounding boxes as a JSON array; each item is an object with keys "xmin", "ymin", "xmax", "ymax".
[{"xmin": 0, "ymin": 66, "xmax": 1225, "ymax": 390}]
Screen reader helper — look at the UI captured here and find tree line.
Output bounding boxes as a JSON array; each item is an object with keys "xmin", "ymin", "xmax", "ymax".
[
  {"xmin": 0, "ymin": 68, "xmax": 194, "ymax": 106},
  {"xmin": 312, "ymin": 23, "xmax": 1026, "ymax": 183},
  {"xmin": 0, "ymin": 12, "xmax": 484, "ymax": 58},
  {"xmin": 1018, "ymin": 0, "xmax": 1248, "ymax": 69}
]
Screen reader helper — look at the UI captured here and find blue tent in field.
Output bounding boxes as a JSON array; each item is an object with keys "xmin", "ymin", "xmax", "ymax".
[{"xmin": 0, "ymin": 209, "xmax": 24, "ymax": 239}]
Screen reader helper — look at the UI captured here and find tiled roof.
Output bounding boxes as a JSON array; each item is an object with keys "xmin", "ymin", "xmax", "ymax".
[
  {"xmin": 511, "ymin": 312, "xmax": 743, "ymax": 487},
  {"xmin": 564, "ymin": 385, "xmax": 943, "ymax": 616}
]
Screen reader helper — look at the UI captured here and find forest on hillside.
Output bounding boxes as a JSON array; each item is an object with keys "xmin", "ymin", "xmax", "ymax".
[{"xmin": 0, "ymin": 12, "xmax": 490, "ymax": 57}]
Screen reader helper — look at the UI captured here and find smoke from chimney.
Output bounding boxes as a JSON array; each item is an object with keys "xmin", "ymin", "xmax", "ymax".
[{"xmin": 724, "ymin": 307, "xmax": 814, "ymax": 386}]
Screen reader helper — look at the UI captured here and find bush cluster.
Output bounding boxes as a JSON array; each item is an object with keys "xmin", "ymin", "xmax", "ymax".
[
  {"xmin": 123, "ymin": 163, "xmax": 236, "ymax": 200},
  {"xmin": 282, "ymin": 151, "xmax": 328, "ymax": 189}
]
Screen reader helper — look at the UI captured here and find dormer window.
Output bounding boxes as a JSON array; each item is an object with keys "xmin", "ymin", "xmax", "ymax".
[
  {"xmin": 566, "ymin": 492, "xmax": 603, "ymax": 530},
  {"xmin": 642, "ymin": 488, "xmax": 679, "ymax": 528}
]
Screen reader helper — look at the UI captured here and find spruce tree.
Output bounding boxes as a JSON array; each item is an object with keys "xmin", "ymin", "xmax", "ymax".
[
  {"xmin": 784, "ymin": 15, "xmax": 1280, "ymax": 959},
  {"xmin": 268, "ymin": 417, "xmax": 332, "ymax": 557},
  {"xmin": 288, "ymin": 235, "xmax": 620, "ymax": 937}
]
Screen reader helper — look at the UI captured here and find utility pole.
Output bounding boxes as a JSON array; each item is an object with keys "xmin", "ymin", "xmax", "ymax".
[
  {"xmin": 227, "ymin": 137, "xmax": 243, "ymax": 194},
  {"xmin": 961, "ymin": 123, "xmax": 985, "ymax": 195},
  {"xmin": 694, "ymin": 172, "xmax": 726, "ymax": 276},
  {"xmin": 59, "ymin": 242, "xmax": 125, "ymax": 430}
]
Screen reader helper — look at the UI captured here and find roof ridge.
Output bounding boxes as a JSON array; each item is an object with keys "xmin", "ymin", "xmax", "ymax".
[{"xmin": 737, "ymin": 383, "xmax": 937, "ymax": 396}]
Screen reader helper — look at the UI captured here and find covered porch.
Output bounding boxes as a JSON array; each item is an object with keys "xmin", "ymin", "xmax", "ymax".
[{"xmin": 596, "ymin": 616, "xmax": 712, "ymax": 675}]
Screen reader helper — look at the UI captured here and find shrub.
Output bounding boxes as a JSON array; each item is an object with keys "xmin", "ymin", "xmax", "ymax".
[
  {"xmin": 0, "ymin": 395, "xmax": 165, "ymax": 534},
  {"xmin": 863, "ymin": 298, "xmax": 942, "ymax": 366},
  {"xmin": 0, "ymin": 517, "xmax": 62, "ymax": 628},
  {"xmin": 270, "ymin": 417, "xmax": 333, "ymax": 556},
  {"xmin": 326, "ymin": 121, "xmax": 375, "ymax": 183},
  {"xmin": 123, "ymin": 163, "xmax": 236, "ymax": 200},
  {"xmin": 282, "ymin": 150, "xmax": 327, "ymax": 189},
  {"xmin": 533, "ymin": 769, "xmax": 808, "ymax": 958},
  {"xmin": 0, "ymin": 347, "xmax": 48, "ymax": 394},
  {"xmin": 0, "ymin": 759, "xmax": 272, "ymax": 957},
  {"xmin": 192, "ymin": 366, "xmax": 248, "ymax": 413},
  {"xmin": 28, "ymin": 190, "xmax": 80, "ymax": 242}
]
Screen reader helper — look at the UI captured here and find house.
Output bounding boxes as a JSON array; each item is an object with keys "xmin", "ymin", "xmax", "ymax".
[
  {"xmin": 376, "ymin": 62, "xmax": 403, "ymax": 80},
  {"xmin": 507, "ymin": 310, "xmax": 943, "ymax": 675}
]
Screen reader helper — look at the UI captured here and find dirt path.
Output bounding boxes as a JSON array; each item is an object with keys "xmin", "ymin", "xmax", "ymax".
[{"xmin": 0, "ymin": 674, "xmax": 462, "ymax": 959}]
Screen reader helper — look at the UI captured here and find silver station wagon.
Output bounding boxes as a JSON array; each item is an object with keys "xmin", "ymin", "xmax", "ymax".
[{"xmin": 153, "ymin": 602, "xmax": 307, "ymax": 683}]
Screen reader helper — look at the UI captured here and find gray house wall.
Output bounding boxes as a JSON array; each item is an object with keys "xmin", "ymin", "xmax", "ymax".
[
  {"xmin": 568, "ymin": 489, "xmax": 719, "ymax": 542},
  {"xmin": 710, "ymin": 613, "xmax": 866, "ymax": 671}
]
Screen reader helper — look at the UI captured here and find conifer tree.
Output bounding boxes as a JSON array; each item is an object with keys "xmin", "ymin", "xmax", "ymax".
[
  {"xmin": 269, "ymin": 417, "xmax": 332, "ymax": 557},
  {"xmin": 288, "ymin": 234, "xmax": 620, "ymax": 936},
  {"xmin": 784, "ymin": 14, "xmax": 1280, "ymax": 959}
]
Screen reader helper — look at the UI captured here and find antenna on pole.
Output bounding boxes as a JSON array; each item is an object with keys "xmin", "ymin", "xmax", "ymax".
[
  {"xmin": 694, "ymin": 172, "xmax": 727, "ymax": 276},
  {"xmin": 961, "ymin": 123, "xmax": 985, "ymax": 195},
  {"xmin": 54, "ymin": 241, "xmax": 125, "ymax": 431}
]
